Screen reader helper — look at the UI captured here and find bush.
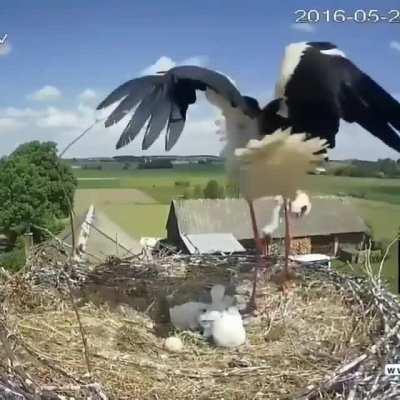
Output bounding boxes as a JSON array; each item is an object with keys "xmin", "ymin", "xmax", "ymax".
[{"xmin": 203, "ymin": 180, "xmax": 220, "ymax": 199}]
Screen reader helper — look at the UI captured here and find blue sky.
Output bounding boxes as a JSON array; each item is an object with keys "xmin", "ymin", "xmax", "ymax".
[{"xmin": 0, "ymin": 0, "xmax": 400, "ymax": 160}]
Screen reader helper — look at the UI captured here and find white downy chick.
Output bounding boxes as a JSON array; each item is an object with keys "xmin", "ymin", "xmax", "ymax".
[
  {"xmin": 198, "ymin": 310, "xmax": 222, "ymax": 338},
  {"xmin": 209, "ymin": 284, "xmax": 234, "ymax": 311},
  {"xmin": 169, "ymin": 302, "xmax": 209, "ymax": 330},
  {"xmin": 207, "ymin": 307, "xmax": 246, "ymax": 348}
]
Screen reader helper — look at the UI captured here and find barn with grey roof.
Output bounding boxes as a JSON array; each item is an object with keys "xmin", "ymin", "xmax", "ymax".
[{"xmin": 166, "ymin": 197, "xmax": 368, "ymax": 255}]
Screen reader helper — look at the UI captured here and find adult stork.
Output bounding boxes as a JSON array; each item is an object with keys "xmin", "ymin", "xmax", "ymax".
[
  {"xmin": 97, "ymin": 41, "xmax": 400, "ymax": 308},
  {"xmin": 260, "ymin": 41, "xmax": 400, "ymax": 152}
]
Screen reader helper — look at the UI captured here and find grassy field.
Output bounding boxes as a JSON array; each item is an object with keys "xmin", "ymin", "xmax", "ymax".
[
  {"xmin": 76, "ymin": 166, "xmax": 400, "ymax": 204},
  {"xmin": 74, "ymin": 165, "xmax": 399, "ymax": 290},
  {"xmin": 76, "ymin": 164, "xmax": 225, "ymax": 203},
  {"xmin": 73, "ymin": 188, "xmax": 167, "ymax": 237}
]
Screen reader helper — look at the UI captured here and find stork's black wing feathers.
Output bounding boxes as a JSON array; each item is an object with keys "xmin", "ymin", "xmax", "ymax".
[
  {"xmin": 165, "ymin": 103, "xmax": 185, "ymax": 151},
  {"xmin": 142, "ymin": 87, "xmax": 171, "ymax": 150},
  {"xmin": 169, "ymin": 66, "xmax": 249, "ymax": 112},
  {"xmin": 283, "ymin": 46, "xmax": 400, "ymax": 152},
  {"xmin": 97, "ymin": 75, "xmax": 161, "ymax": 110},
  {"xmin": 97, "ymin": 65, "xmax": 252, "ymax": 151},
  {"xmin": 115, "ymin": 87, "xmax": 160, "ymax": 149},
  {"xmin": 340, "ymin": 73, "xmax": 400, "ymax": 152}
]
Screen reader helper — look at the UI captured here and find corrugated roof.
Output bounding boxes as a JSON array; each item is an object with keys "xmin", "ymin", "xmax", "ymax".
[
  {"xmin": 169, "ymin": 197, "xmax": 368, "ymax": 239},
  {"xmin": 181, "ymin": 233, "xmax": 246, "ymax": 254}
]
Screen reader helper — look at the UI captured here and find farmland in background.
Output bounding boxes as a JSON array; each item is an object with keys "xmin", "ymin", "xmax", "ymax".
[{"xmin": 72, "ymin": 162, "xmax": 399, "ymax": 291}]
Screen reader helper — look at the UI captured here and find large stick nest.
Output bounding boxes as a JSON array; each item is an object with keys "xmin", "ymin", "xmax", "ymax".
[{"xmin": 0, "ymin": 243, "xmax": 399, "ymax": 399}]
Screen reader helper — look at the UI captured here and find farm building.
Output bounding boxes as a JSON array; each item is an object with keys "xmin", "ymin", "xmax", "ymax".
[
  {"xmin": 57, "ymin": 205, "xmax": 142, "ymax": 262},
  {"xmin": 166, "ymin": 197, "xmax": 369, "ymax": 255}
]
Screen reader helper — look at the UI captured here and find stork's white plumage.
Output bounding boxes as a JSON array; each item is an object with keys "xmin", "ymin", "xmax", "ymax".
[
  {"xmin": 262, "ymin": 196, "xmax": 284, "ymax": 236},
  {"xmin": 290, "ymin": 190, "xmax": 311, "ymax": 217},
  {"xmin": 206, "ymin": 88, "xmax": 260, "ymax": 177},
  {"xmin": 262, "ymin": 192, "xmax": 311, "ymax": 237},
  {"xmin": 235, "ymin": 128, "xmax": 328, "ymax": 200}
]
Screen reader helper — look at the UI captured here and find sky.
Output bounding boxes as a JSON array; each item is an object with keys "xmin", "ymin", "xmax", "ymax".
[{"xmin": 0, "ymin": 0, "xmax": 400, "ymax": 160}]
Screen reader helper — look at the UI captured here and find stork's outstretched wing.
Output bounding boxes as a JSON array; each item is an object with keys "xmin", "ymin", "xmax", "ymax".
[
  {"xmin": 261, "ymin": 42, "xmax": 400, "ymax": 153},
  {"xmin": 97, "ymin": 66, "xmax": 259, "ymax": 151}
]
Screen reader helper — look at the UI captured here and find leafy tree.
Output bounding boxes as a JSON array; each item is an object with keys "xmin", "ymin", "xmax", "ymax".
[
  {"xmin": 0, "ymin": 141, "xmax": 77, "ymax": 245},
  {"xmin": 203, "ymin": 180, "xmax": 220, "ymax": 199}
]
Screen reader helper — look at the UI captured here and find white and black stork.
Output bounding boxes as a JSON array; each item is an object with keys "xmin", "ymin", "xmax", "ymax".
[{"xmin": 97, "ymin": 41, "xmax": 400, "ymax": 309}]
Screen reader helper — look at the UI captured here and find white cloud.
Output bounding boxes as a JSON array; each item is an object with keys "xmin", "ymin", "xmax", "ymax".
[
  {"xmin": 36, "ymin": 107, "xmax": 83, "ymax": 129},
  {"xmin": 78, "ymin": 88, "xmax": 97, "ymax": 104},
  {"xmin": 28, "ymin": 85, "xmax": 62, "ymax": 102},
  {"xmin": 1, "ymin": 107, "xmax": 40, "ymax": 118},
  {"xmin": 0, "ymin": 92, "xmax": 221, "ymax": 158},
  {"xmin": 390, "ymin": 41, "xmax": 400, "ymax": 52},
  {"xmin": 290, "ymin": 23, "xmax": 315, "ymax": 33},
  {"xmin": 0, "ymin": 117, "xmax": 24, "ymax": 132},
  {"xmin": 140, "ymin": 55, "xmax": 208, "ymax": 75},
  {"xmin": 0, "ymin": 40, "xmax": 12, "ymax": 56}
]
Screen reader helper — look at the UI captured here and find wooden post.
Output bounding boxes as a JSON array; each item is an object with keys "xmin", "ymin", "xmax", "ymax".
[{"xmin": 23, "ymin": 232, "xmax": 33, "ymax": 257}]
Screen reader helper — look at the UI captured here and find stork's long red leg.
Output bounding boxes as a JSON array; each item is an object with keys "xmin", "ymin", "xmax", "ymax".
[
  {"xmin": 246, "ymin": 199, "xmax": 264, "ymax": 311},
  {"xmin": 281, "ymin": 198, "xmax": 295, "ymax": 295},
  {"xmin": 284, "ymin": 198, "xmax": 291, "ymax": 274}
]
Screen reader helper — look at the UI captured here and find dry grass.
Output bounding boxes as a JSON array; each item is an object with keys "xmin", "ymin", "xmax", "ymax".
[{"xmin": 4, "ymin": 272, "xmax": 376, "ymax": 400}]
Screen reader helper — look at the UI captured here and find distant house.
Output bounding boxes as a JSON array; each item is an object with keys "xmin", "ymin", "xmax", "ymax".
[{"xmin": 166, "ymin": 197, "xmax": 368, "ymax": 255}]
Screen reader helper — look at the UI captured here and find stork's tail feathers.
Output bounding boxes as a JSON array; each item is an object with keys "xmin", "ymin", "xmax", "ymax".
[
  {"xmin": 234, "ymin": 128, "xmax": 329, "ymax": 163},
  {"xmin": 234, "ymin": 128, "xmax": 328, "ymax": 200}
]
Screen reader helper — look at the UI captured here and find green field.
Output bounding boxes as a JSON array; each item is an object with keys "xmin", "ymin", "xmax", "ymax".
[
  {"xmin": 74, "ymin": 165, "xmax": 399, "ymax": 290},
  {"xmin": 75, "ymin": 164, "xmax": 225, "ymax": 203}
]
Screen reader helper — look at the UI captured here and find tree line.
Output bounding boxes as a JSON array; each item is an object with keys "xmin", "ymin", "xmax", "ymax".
[{"xmin": 175, "ymin": 180, "xmax": 240, "ymax": 199}]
